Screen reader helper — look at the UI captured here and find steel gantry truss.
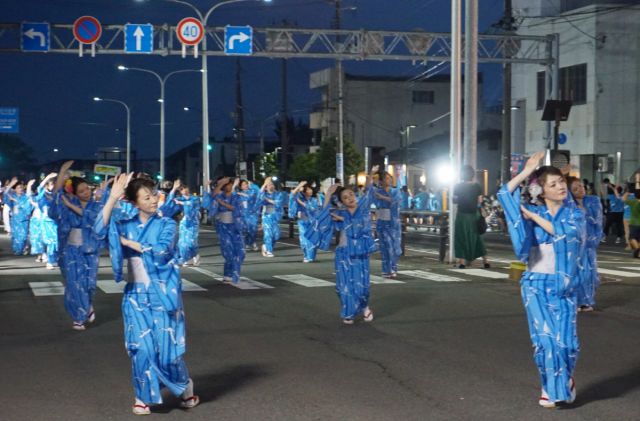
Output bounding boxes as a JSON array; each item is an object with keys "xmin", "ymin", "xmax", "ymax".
[{"xmin": 0, "ymin": 23, "xmax": 553, "ymax": 64}]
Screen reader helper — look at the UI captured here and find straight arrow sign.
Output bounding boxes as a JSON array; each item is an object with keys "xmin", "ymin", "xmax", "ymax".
[{"xmin": 134, "ymin": 26, "xmax": 144, "ymax": 51}]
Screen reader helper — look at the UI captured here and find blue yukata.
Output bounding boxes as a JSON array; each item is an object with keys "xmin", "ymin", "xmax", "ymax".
[
  {"xmin": 577, "ymin": 196, "xmax": 603, "ymax": 307},
  {"xmin": 6, "ymin": 189, "xmax": 33, "ymax": 255},
  {"xmin": 498, "ymin": 185, "xmax": 586, "ymax": 403},
  {"xmin": 400, "ymin": 190, "xmax": 411, "ymax": 210},
  {"xmin": 28, "ymin": 197, "xmax": 44, "ymax": 255},
  {"xmin": 257, "ymin": 191, "xmax": 283, "ymax": 253},
  {"xmin": 213, "ymin": 192, "xmax": 245, "ymax": 283},
  {"xmin": 175, "ymin": 196, "xmax": 201, "ymax": 264},
  {"xmin": 35, "ymin": 188, "xmax": 59, "ymax": 264},
  {"xmin": 159, "ymin": 191, "xmax": 181, "ymax": 219},
  {"xmin": 412, "ymin": 191, "xmax": 429, "ymax": 211},
  {"xmin": 238, "ymin": 186, "xmax": 259, "ymax": 248},
  {"xmin": 95, "ymin": 206, "xmax": 190, "ymax": 405},
  {"xmin": 288, "ymin": 193, "xmax": 321, "ymax": 261},
  {"xmin": 308, "ymin": 188, "xmax": 378, "ymax": 320},
  {"xmin": 374, "ymin": 187, "xmax": 403, "ymax": 275},
  {"xmin": 53, "ymin": 192, "xmax": 104, "ymax": 323}
]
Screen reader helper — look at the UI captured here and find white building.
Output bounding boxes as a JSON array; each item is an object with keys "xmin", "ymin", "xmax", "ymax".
[{"xmin": 511, "ymin": 0, "xmax": 640, "ymax": 182}]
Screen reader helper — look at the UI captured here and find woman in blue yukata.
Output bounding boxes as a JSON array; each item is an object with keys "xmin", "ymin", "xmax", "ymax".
[
  {"xmin": 96, "ymin": 173, "xmax": 199, "ymax": 416},
  {"xmin": 33, "ymin": 173, "xmax": 59, "ymax": 269},
  {"xmin": 307, "ymin": 166, "xmax": 379, "ymax": 325},
  {"xmin": 53, "ymin": 160, "xmax": 105, "ymax": 331},
  {"xmin": 237, "ymin": 179, "xmax": 260, "ymax": 251},
  {"xmin": 567, "ymin": 176, "xmax": 603, "ymax": 312},
  {"xmin": 5, "ymin": 177, "xmax": 35, "ymax": 255},
  {"xmin": 174, "ymin": 182, "xmax": 201, "ymax": 267},
  {"xmin": 288, "ymin": 181, "xmax": 321, "ymax": 263},
  {"xmin": 257, "ymin": 177, "xmax": 283, "ymax": 257},
  {"xmin": 211, "ymin": 177, "xmax": 245, "ymax": 283},
  {"xmin": 28, "ymin": 185, "xmax": 45, "ymax": 261},
  {"xmin": 373, "ymin": 172, "xmax": 403, "ymax": 278},
  {"xmin": 497, "ymin": 151, "xmax": 585, "ymax": 408}
]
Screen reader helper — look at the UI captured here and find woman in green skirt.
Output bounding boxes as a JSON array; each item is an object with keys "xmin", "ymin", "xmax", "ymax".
[{"xmin": 452, "ymin": 165, "xmax": 489, "ymax": 269}]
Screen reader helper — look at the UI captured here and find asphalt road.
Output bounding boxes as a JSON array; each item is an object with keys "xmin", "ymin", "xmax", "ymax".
[{"xmin": 1, "ymin": 227, "xmax": 639, "ymax": 420}]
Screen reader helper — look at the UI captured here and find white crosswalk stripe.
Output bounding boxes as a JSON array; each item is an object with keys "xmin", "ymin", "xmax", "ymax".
[
  {"xmin": 274, "ymin": 274, "xmax": 334, "ymax": 287},
  {"xmin": 597, "ymin": 268, "xmax": 640, "ymax": 278},
  {"xmin": 188, "ymin": 266, "xmax": 274, "ymax": 289},
  {"xmin": 448, "ymin": 268, "xmax": 508, "ymax": 279},
  {"xmin": 96, "ymin": 279, "xmax": 208, "ymax": 294},
  {"xmin": 369, "ymin": 275, "xmax": 405, "ymax": 284},
  {"xmin": 398, "ymin": 270, "xmax": 468, "ymax": 282},
  {"xmin": 29, "ymin": 281, "xmax": 64, "ymax": 296}
]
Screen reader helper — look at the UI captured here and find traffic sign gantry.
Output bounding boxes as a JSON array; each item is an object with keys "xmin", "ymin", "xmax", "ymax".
[
  {"xmin": 124, "ymin": 23, "xmax": 153, "ymax": 54},
  {"xmin": 0, "ymin": 107, "xmax": 19, "ymax": 133},
  {"xmin": 73, "ymin": 16, "xmax": 102, "ymax": 57},
  {"xmin": 176, "ymin": 17, "xmax": 204, "ymax": 58},
  {"xmin": 224, "ymin": 25, "xmax": 253, "ymax": 56},
  {"xmin": 21, "ymin": 22, "xmax": 50, "ymax": 52}
]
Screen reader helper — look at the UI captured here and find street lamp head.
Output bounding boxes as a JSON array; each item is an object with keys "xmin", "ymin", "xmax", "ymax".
[
  {"xmin": 93, "ymin": 97, "xmax": 102, "ymax": 101},
  {"xmin": 117, "ymin": 65, "xmax": 127, "ymax": 71},
  {"xmin": 408, "ymin": 124, "xmax": 417, "ymax": 129},
  {"xmin": 183, "ymin": 107, "xmax": 190, "ymax": 111},
  {"xmin": 157, "ymin": 99, "xmax": 164, "ymax": 103}
]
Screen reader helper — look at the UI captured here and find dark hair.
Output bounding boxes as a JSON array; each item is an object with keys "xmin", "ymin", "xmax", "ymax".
[
  {"xmin": 334, "ymin": 186, "xmax": 354, "ymax": 204},
  {"xmin": 566, "ymin": 176, "xmax": 581, "ymax": 189},
  {"xmin": 69, "ymin": 176, "xmax": 88, "ymax": 195},
  {"xmin": 303, "ymin": 184, "xmax": 317, "ymax": 198},
  {"xmin": 136, "ymin": 172, "xmax": 153, "ymax": 182},
  {"xmin": 125, "ymin": 178, "xmax": 156, "ymax": 203},
  {"xmin": 159, "ymin": 180, "xmax": 173, "ymax": 193},
  {"xmin": 534, "ymin": 166, "xmax": 565, "ymax": 195},
  {"xmin": 461, "ymin": 165, "xmax": 475, "ymax": 182}
]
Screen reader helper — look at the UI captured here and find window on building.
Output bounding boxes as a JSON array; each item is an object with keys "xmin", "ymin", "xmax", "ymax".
[
  {"xmin": 536, "ymin": 71, "xmax": 546, "ymax": 110},
  {"xmin": 412, "ymin": 90, "xmax": 434, "ymax": 104},
  {"xmin": 560, "ymin": 63, "xmax": 587, "ymax": 105},
  {"xmin": 536, "ymin": 64, "xmax": 587, "ymax": 110}
]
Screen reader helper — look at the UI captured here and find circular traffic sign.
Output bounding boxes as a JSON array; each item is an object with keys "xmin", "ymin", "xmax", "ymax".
[
  {"xmin": 73, "ymin": 16, "xmax": 102, "ymax": 44},
  {"xmin": 176, "ymin": 17, "xmax": 204, "ymax": 46}
]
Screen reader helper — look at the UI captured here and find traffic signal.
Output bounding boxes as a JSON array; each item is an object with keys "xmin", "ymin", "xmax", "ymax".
[
  {"xmin": 207, "ymin": 144, "xmax": 213, "ymax": 151},
  {"xmin": 156, "ymin": 174, "xmax": 163, "ymax": 181},
  {"xmin": 93, "ymin": 175, "xmax": 100, "ymax": 181}
]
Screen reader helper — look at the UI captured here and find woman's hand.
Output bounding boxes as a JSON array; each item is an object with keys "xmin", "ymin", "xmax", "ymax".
[
  {"xmin": 524, "ymin": 151, "xmax": 545, "ymax": 173},
  {"xmin": 109, "ymin": 172, "xmax": 132, "ymax": 201},
  {"xmin": 330, "ymin": 213, "xmax": 344, "ymax": 222}
]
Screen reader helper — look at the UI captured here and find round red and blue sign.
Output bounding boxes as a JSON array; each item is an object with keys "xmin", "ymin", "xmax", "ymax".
[{"xmin": 73, "ymin": 16, "xmax": 102, "ymax": 44}]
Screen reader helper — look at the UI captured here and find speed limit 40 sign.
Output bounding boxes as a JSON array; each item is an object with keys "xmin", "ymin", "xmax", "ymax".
[{"xmin": 176, "ymin": 17, "xmax": 204, "ymax": 57}]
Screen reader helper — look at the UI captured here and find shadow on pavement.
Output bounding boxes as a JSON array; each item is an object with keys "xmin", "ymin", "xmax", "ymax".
[
  {"xmin": 571, "ymin": 363, "xmax": 640, "ymax": 408},
  {"xmin": 151, "ymin": 364, "xmax": 270, "ymax": 414}
]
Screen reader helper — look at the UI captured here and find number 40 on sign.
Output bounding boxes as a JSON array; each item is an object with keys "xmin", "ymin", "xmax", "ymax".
[{"xmin": 176, "ymin": 17, "xmax": 204, "ymax": 58}]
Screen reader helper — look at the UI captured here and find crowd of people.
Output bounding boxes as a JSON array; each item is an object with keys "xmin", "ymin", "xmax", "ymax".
[{"xmin": 1, "ymin": 153, "xmax": 637, "ymax": 413}]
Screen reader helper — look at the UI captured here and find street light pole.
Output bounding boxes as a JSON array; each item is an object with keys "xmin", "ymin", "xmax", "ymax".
[
  {"xmin": 93, "ymin": 97, "xmax": 131, "ymax": 173},
  {"xmin": 165, "ymin": 0, "xmax": 272, "ymax": 188},
  {"xmin": 117, "ymin": 65, "xmax": 199, "ymax": 179}
]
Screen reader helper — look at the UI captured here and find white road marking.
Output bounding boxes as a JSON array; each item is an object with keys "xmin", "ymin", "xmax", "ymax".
[
  {"xmin": 397, "ymin": 270, "xmax": 469, "ymax": 282},
  {"xmin": 449, "ymin": 268, "xmax": 508, "ymax": 279},
  {"xmin": 97, "ymin": 280, "xmax": 125, "ymax": 294},
  {"xmin": 181, "ymin": 279, "xmax": 208, "ymax": 292},
  {"xmin": 189, "ymin": 266, "xmax": 273, "ymax": 289},
  {"xmin": 369, "ymin": 275, "xmax": 405, "ymax": 284},
  {"xmin": 618, "ymin": 267, "xmax": 640, "ymax": 271},
  {"xmin": 597, "ymin": 268, "xmax": 640, "ymax": 278},
  {"xmin": 29, "ymin": 281, "xmax": 64, "ymax": 296},
  {"xmin": 273, "ymin": 274, "xmax": 334, "ymax": 287}
]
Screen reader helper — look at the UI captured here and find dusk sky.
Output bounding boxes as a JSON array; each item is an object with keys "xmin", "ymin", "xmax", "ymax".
[{"xmin": 2, "ymin": 0, "xmax": 505, "ymax": 162}]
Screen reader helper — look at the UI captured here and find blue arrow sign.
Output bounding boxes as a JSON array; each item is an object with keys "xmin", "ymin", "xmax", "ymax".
[
  {"xmin": 0, "ymin": 108, "xmax": 19, "ymax": 133},
  {"xmin": 124, "ymin": 24, "xmax": 153, "ymax": 54},
  {"xmin": 224, "ymin": 26, "xmax": 253, "ymax": 55},
  {"xmin": 21, "ymin": 22, "xmax": 50, "ymax": 52}
]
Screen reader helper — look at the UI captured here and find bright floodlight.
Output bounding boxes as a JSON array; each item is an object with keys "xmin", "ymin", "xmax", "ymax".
[
  {"xmin": 53, "ymin": 148, "xmax": 59, "ymax": 152},
  {"xmin": 419, "ymin": 175, "xmax": 426, "ymax": 184},
  {"xmin": 93, "ymin": 97, "xmax": 101, "ymax": 101},
  {"xmin": 117, "ymin": 65, "xmax": 127, "ymax": 70},
  {"xmin": 271, "ymin": 176, "xmax": 278, "ymax": 181},
  {"xmin": 435, "ymin": 163, "xmax": 455, "ymax": 185},
  {"xmin": 183, "ymin": 107, "xmax": 190, "ymax": 111}
]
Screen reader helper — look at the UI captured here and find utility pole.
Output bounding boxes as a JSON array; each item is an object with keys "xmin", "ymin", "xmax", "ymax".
[
  {"xmin": 234, "ymin": 58, "xmax": 246, "ymax": 176},
  {"xmin": 280, "ymin": 57, "xmax": 289, "ymax": 178},
  {"xmin": 334, "ymin": 0, "xmax": 345, "ymax": 182},
  {"xmin": 463, "ymin": 0, "xmax": 478, "ymax": 169},
  {"xmin": 449, "ymin": 0, "xmax": 462, "ymax": 264},
  {"xmin": 498, "ymin": 0, "xmax": 517, "ymax": 183}
]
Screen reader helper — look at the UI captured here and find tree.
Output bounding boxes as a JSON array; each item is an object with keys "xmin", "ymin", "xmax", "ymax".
[
  {"xmin": 288, "ymin": 152, "xmax": 318, "ymax": 182},
  {"xmin": 315, "ymin": 136, "xmax": 364, "ymax": 181},
  {"xmin": 255, "ymin": 152, "xmax": 278, "ymax": 184},
  {"xmin": 0, "ymin": 134, "xmax": 37, "ymax": 179}
]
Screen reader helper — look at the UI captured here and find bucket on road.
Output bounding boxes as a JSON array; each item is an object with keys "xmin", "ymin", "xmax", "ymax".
[{"xmin": 509, "ymin": 261, "xmax": 526, "ymax": 282}]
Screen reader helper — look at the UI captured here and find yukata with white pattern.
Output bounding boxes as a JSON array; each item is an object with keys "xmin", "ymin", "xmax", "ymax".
[
  {"xmin": 212, "ymin": 192, "xmax": 245, "ymax": 283},
  {"xmin": 373, "ymin": 186, "xmax": 403, "ymax": 276},
  {"xmin": 95, "ymin": 204, "xmax": 190, "ymax": 405},
  {"xmin": 256, "ymin": 190, "xmax": 283, "ymax": 254},
  {"xmin": 237, "ymin": 183, "xmax": 260, "ymax": 248},
  {"xmin": 175, "ymin": 195, "xmax": 201, "ymax": 264},
  {"xmin": 53, "ymin": 192, "xmax": 104, "ymax": 324},
  {"xmin": 288, "ymin": 192, "xmax": 321, "ymax": 262},
  {"xmin": 576, "ymin": 195, "xmax": 603, "ymax": 308},
  {"xmin": 498, "ymin": 184, "xmax": 586, "ymax": 404},
  {"xmin": 27, "ymin": 196, "xmax": 44, "ymax": 256},
  {"xmin": 307, "ymin": 187, "xmax": 378, "ymax": 320},
  {"xmin": 35, "ymin": 186, "xmax": 59, "ymax": 264},
  {"xmin": 6, "ymin": 188, "xmax": 33, "ymax": 254}
]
